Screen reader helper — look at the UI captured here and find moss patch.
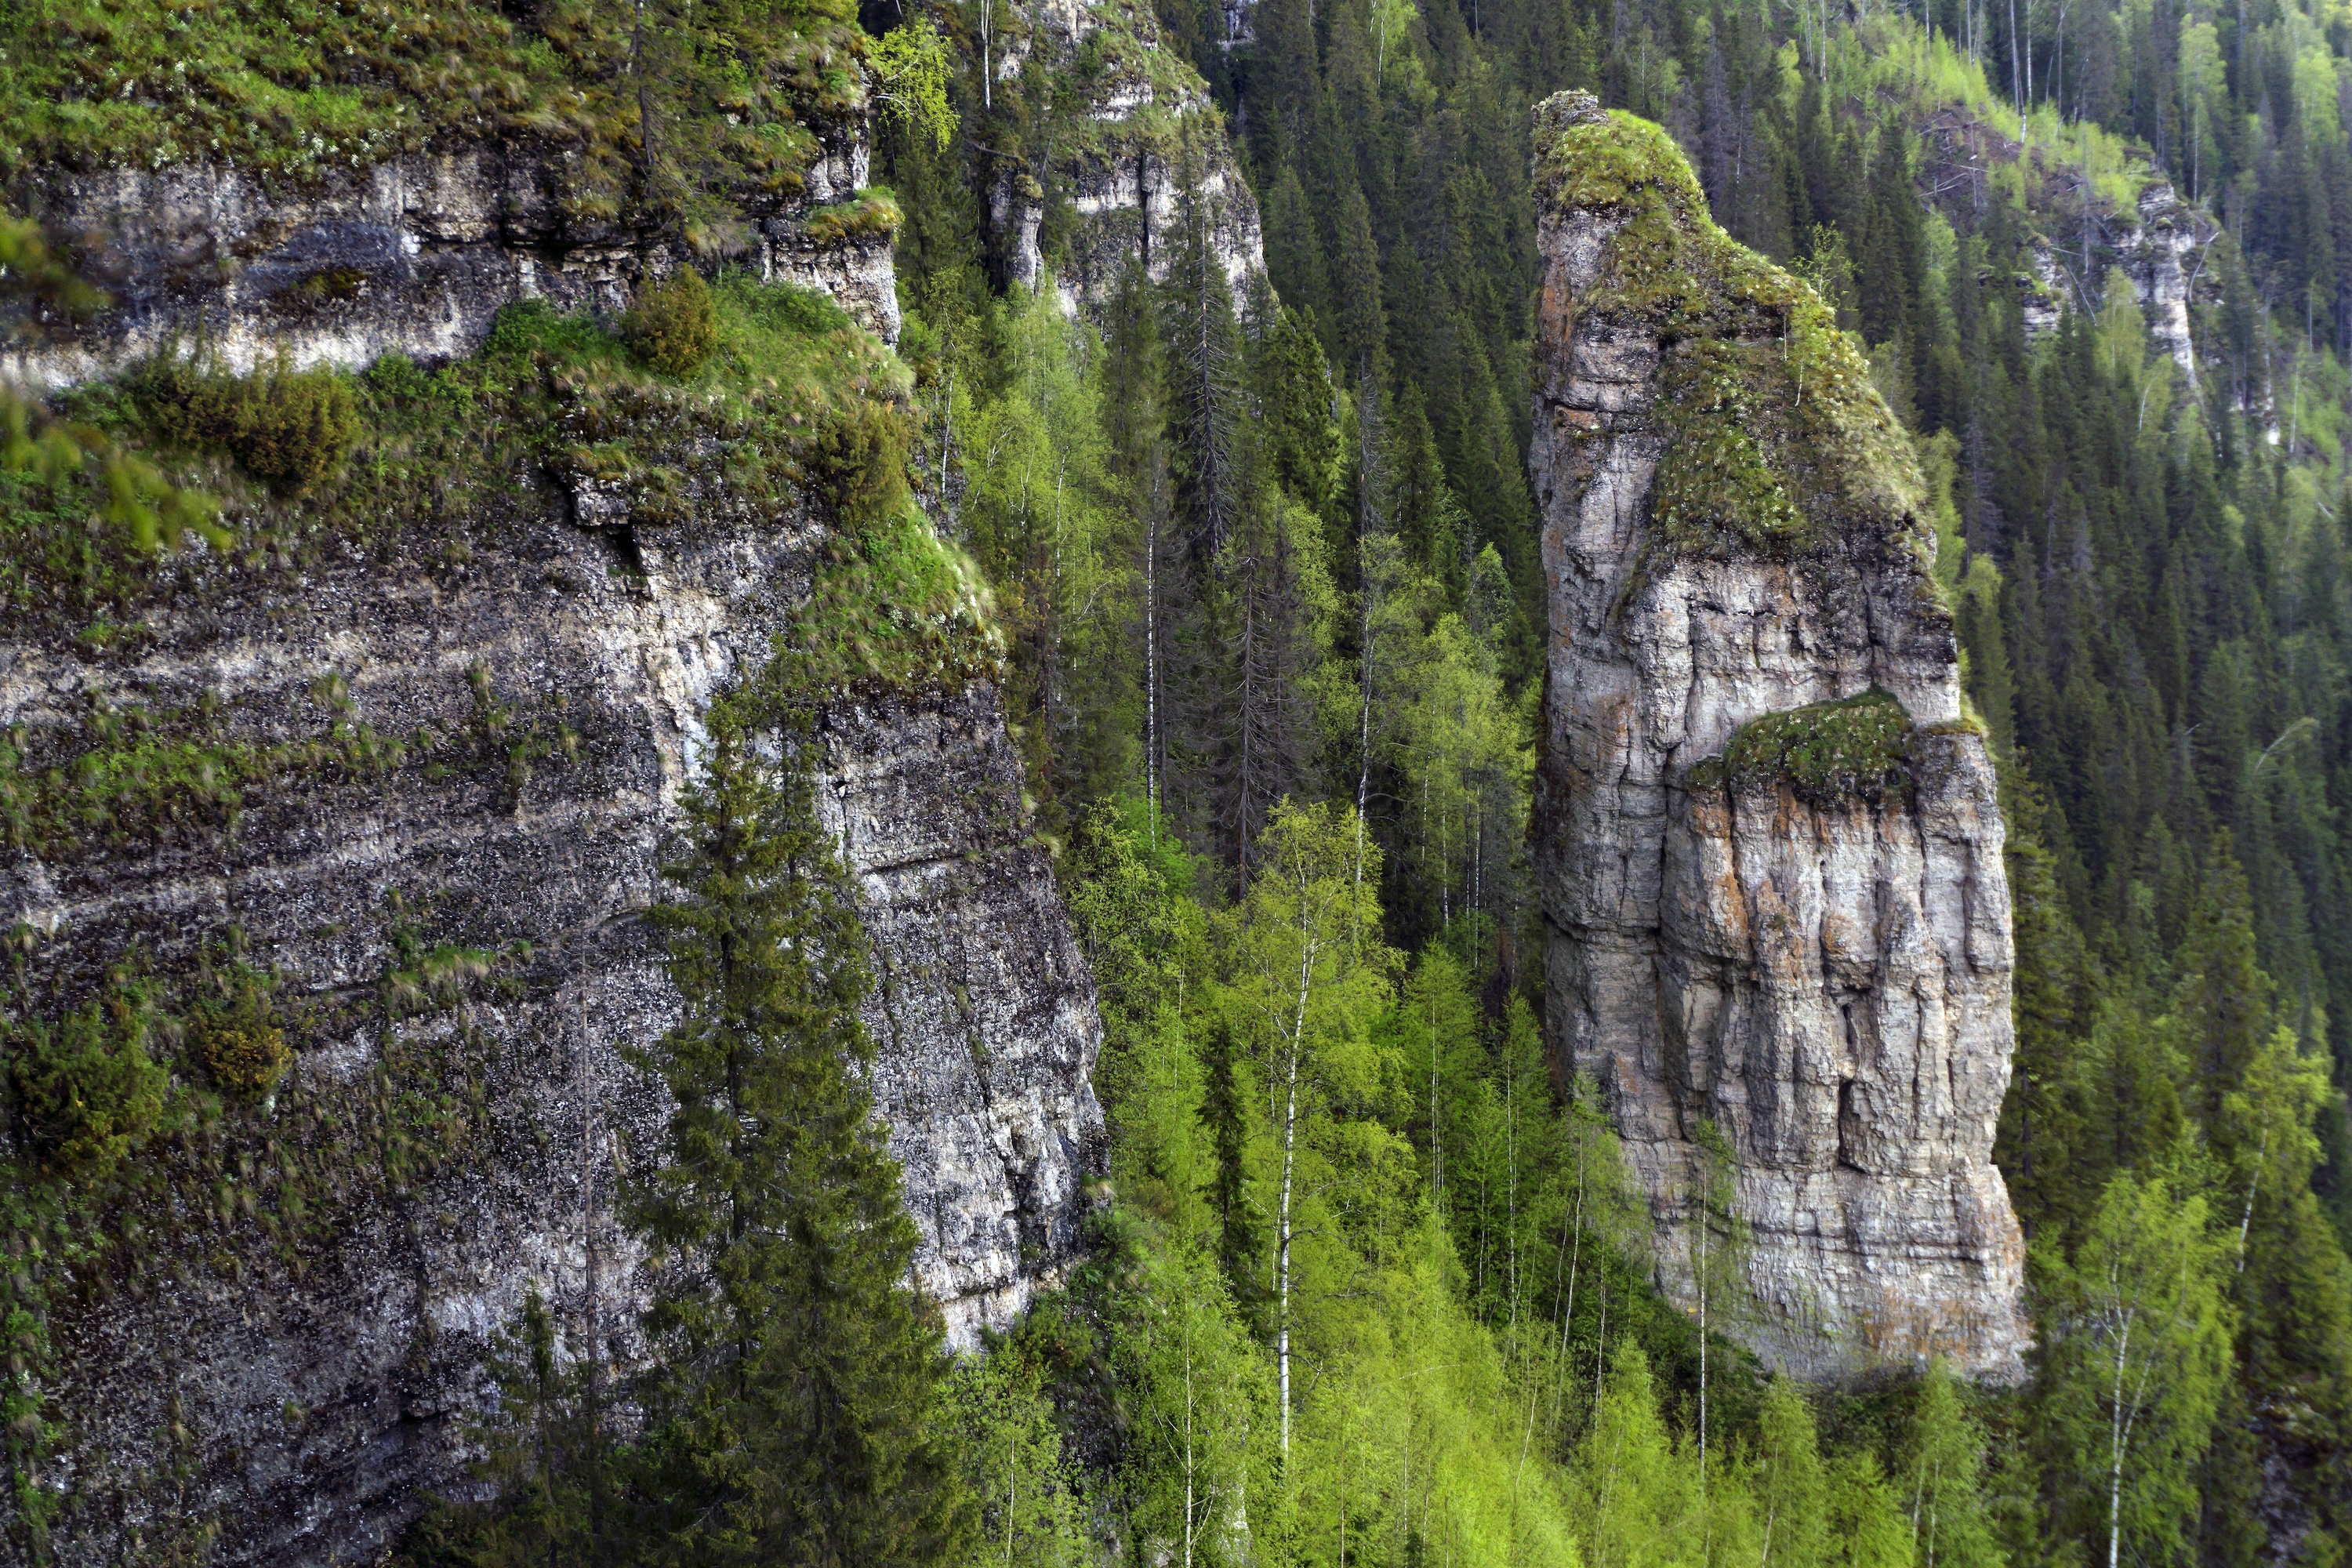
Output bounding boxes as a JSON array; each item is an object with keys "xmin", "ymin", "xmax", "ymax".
[
  {"xmin": 802, "ymin": 187, "xmax": 902, "ymax": 245},
  {"xmin": 2, "ymin": 272, "xmax": 912, "ymax": 638},
  {"xmin": 0, "ymin": 0, "xmax": 863, "ymax": 195},
  {"xmin": 1685, "ymin": 689, "xmax": 1915, "ymax": 806},
  {"xmin": 0, "ymin": 912, "xmax": 521, "ymax": 1553}
]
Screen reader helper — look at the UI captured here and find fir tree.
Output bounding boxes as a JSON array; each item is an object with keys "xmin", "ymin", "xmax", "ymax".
[{"xmin": 620, "ymin": 693, "xmax": 972, "ymax": 1568}]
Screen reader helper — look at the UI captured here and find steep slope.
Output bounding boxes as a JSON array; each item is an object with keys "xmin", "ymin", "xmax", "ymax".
[
  {"xmin": 0, "ymin": 119, "xmax": 1101, "ymax": 1568},
  {"xmin": 1529, "ymin": 91, "xmax": 2029, "ymax": 1382}
]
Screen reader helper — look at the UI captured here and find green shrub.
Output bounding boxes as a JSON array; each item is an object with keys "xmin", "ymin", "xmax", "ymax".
[
  {"xmin": 808, "ymin": 400, "xmax": 913, "ymax": 531},
  {"xmin": 484, "ymin": 299, "xmax": 626, "ymax": 366},
  {"xmin": 7, "ymin": 997, "xmax": 167, "ymax": 1174},
  {"xmin": 131, "ymin": 355, "xmax": 360, "ymax": 492},
  {"xmin": 189, "ymin": 964, "xmax": 289, "ymax": 1099},
  {"xmin": 622, "ymin": 269, "xmax": 720, "ymax": 378},
  {"xmin": 230, "ymin": 365, "xmax": 361, "ymax": 491},
  {"xmin": 802, "ymin": 189, "xmax": 903, "ymax": 245}
]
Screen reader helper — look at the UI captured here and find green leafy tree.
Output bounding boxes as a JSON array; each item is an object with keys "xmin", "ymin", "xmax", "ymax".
[
  {"xmin": 2040, "ymin": 1174, "xmax": 2234, "ymax": 1568},
  {"xmin": 397, "ymin": 1290, "xmax": 602, "ymax": 1568},
  {"xmin": 1904, "ymin": 1364, "xmax": 2002, "ymax": 1568},
  {"xmin": 869, "ymin": 19, "xmax": 957, "ymax": 151},
  {"xmin": 944, "ymin": 1349, "xmax": 1086, "ymax": 1568},
  {"xmin": 1749, "ymin": 1379, "xmax": 1831, "ymax": 1568},
  {"xmin": 1218, "ymin": 798, "xmax": 1393, "ymax": 1462}
]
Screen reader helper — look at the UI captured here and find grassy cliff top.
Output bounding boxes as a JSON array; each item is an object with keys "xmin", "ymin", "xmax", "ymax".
[
  {"xmin": 0, "ymin": 0, "xmax": 865, "ymax": 196},
  {"xmin": 8, "ymin": 270, "xmax": 996, "ymax": 698},
  {"xmin": 1533, "ymin": 92, "xmax": 1927, "ymax": 560}
]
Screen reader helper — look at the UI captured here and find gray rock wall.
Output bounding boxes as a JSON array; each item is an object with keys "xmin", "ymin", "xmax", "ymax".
[
  {"xmin": 1, "ymin": 118, "xmax": 1099, "ymax": 1565},
  {"xmin": 1530, "ymin": 95, "xmax": 2030, "ymax": 1383},
  {"xmin": 1, "ymin": 486, "xmax": 1103, "ymax": 1564},
  {"xmin": 4, "ymin": 128, "xmax": 895, "ymax": 390}
]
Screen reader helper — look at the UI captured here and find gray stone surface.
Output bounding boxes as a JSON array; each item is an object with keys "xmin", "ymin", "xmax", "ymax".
[
  {"xmin": 1529, "ymin": 93, "xmax": 2030, "ymax": 1384},
  {"xmin": 0, "ymin": 486, "xmax": 1104, "ymax": 1566},
  {"xmin": 1, "ymin": 127, "xmax": 1098, "ymax": 1566},
  {"xmin": 4, "ymin": 127, "xmax": 895, "ymax": 390}
]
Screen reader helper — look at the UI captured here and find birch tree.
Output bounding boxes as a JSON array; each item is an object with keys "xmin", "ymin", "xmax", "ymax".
[
  {"xmin": 2042, "ymin": 1174, "xmax": 2233, "ymax": 1568},
  {"xmin": 1220, "ymin": 799, "xmax": 1393, "ymax": 1465}
]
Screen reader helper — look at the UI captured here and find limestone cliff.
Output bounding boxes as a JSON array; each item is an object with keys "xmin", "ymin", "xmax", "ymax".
[
  {"xmin": 4, "ymin": 129, "xmax": 896, "ymax": 390},
  {"xmin": 0, "ymin": 145, "xmax": 1100, "ymax": 1568},
  {"xmin": 1528, "ymin": 92, "xmax": 2029, "ymax": 1382},
  {"xmin": 985, "ymin": 0, "xmax": 1264, "ymax": 310}
]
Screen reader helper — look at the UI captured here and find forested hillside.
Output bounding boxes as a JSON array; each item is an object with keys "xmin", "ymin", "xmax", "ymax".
[
  {"xmin": 865, "ymin": 0, "xmax": 2352, "ymax": 1556},
  {"xmin": 8, "ymin": 0, "xmax": 2352, "ymax": 1552}
]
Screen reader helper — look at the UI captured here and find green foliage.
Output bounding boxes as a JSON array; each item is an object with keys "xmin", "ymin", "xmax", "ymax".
[
  {"xmin": 943, "ymin": 1346, "xmax": 1087, "ymax": 1567},
  {"xmin": 1533, "ymin": 102, "xmax": 1710, "ymax": 212},
  {"xmin": 1686, "ymin": 690, "xmax": 1915, "ymax": 805},
  {"xmin": 131, "ymin": 355, "xmax": 361, "ymax": 492},
  {"xmin": 2037, "ymin": 1176, "xmax": 2236, "ymax": 1568},
  {"xmin": 804, "ymin": 188, "xmax": 906, "ymax": 245},
  {"xmin": 0, "ymin": 0, "xmax": 859, "ymax": 217},
  {"xmin": 622, "ymin": 270, "xmax": 720, "ymax": 379},
  {"xmin": 5, "ymin": 987, "xmax": 168, "ymax": 1174},
  {"xmin": 619, "ymin": 693, "xmax": 971, "ymax": 1566},
  {"xmin": 869, "ymin": 20, "xmax": 956, "ymax": 151},
  {"xmin": 395, "ymin": 1289, "xmax": 602, "ymax": 1567},
  {"xmin": 187, "ymin": 957, "xmax": 289, "ymax": 1100},
  {"xmin": 808, "ymin": 397, "xmax": 914, "ymax": 528},
  {"xmin": 1903, "ymin": 1365, "xmax": 2003, "ymax": 1568}
]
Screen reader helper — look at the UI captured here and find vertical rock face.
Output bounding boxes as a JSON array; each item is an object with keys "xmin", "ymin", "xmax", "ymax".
[
  {"xmin": 1527, "ymin": 93, "xmax": 2029, "ymax": 1382},
  {"xmin": 2, "ymin": 512, "xmax": 1103, "ymax": 1562},
  {"xmin": 2, "ymin": 129, "xmax": 895, "ymax": 390},
  {"xmin": 0, "ymin": 136, "xmax": 1101, "ymax": 1563}
]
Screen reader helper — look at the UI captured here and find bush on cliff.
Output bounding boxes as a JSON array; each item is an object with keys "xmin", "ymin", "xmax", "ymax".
[
  {"xmin": 132, "ymin": 354, "xmax": 360, "ymax": 493},
  {"xmin": 5, "ymin": 987, "xmax": 167, "ymax": 1175},
  {"xmin": 622, "ymin": 269, "xmax": 720, "ymax": 379}
]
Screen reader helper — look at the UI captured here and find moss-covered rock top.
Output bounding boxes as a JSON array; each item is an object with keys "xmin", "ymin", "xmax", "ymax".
[
  {"xmin": 0, "ymin": 0, "xmax": 864, "ymax": 195},
  {"xmin": 1684, "ymin": 689, "xmax": 1915, "ymax": 805},
  {"xmin": 5, "ymin": 270, "xmax": 998, "ymax": 726},
  {"xmin": 1532, "ymin": 91, "xmax": 1927, "ymax": 560}
]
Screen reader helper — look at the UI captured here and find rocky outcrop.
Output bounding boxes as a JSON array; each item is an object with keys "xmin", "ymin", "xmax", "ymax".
[
  {"xmin": 4, "ymin": 126, "xmax": 895, "ymax": 388},
  {"xmin": 2, "ymin": 126, "xmax": 1099, "ymax": 1568},
  {"xmin": 1529, "ymin": 93, "xmax": 2028, "ymax": 1383},
  {"xmin": 1915, "ymin": 105, "xmax": 2214, "ymax": 380},
  {"xmin": 988, "ymin": 0, "xmax": 1263, "ymax": 310},
  {"xmin": 0, "ymin": 469, "xmax": 1102, "ymax": 1565}
]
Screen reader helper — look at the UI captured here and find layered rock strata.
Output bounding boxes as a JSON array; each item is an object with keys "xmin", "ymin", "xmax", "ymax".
[
  {"xmin": 3, "ymin": 125, "xmax": 895, "ymax": 389},
  {"xmin": 1529, "ymin": 92, "xmax": 2028, "ymax": 1382},
  {"xmin": 1, "ymin": 475, "xmax": 1103, "ymax": 1566},
  {"xmin": 2, "ymin": 156, "xmax": 1099, "ymax": 1568}
]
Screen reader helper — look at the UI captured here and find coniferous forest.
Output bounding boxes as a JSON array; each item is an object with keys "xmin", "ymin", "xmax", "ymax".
[
  {"xmin": 7, "ymin": 0, "xmax": 2352, "ymax": 1553},
  {"xmin": 862, "ymin": 0, "xmax": 2352, "ymax": 1557}
]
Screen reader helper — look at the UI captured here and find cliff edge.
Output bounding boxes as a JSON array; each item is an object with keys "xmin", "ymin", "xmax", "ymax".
[{"xmin": 1528, "ymin": 92, "xmax": 2029, "ymax": 1382}]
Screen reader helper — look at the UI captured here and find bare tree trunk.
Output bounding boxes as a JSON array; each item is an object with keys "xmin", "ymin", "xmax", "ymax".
[
  {"xmin": 2108, "ymin": 1312, "xmax": 2133, "ymax": 1568},
  {"xmin": 1146, "ymin": 496, "xmax": 1160, "ymax": 848},
  {"xmin": 1276, "ymin": 918, "xmax": 1317, "ymax": 1464}
]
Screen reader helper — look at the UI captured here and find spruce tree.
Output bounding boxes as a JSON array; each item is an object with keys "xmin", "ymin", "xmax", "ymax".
[{"xmin": 619, "ymin": 693, "xmax": 971, "ymax": 1568}]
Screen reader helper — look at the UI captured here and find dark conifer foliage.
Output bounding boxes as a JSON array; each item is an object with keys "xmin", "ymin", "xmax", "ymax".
[{"xmin": 401, "ymin": 691, "xmax": 971, "ymax": 1568}]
